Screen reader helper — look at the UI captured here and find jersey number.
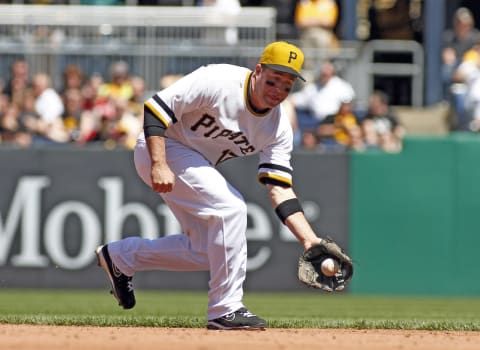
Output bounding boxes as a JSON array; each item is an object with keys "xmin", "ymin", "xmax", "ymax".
[{"xmin": 216, "ymin": 149, "xmax": 238, "ymax": 165}]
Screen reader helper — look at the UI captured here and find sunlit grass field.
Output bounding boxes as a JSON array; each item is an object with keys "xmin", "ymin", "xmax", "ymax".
[{"xmin": 1, "ymin": 289, "xmax": 480, "ymax": 330}]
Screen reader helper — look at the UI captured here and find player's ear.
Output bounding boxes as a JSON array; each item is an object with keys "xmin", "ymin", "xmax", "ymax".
[{"xmin": 254, "ymin": 63, "xmax": 263, "ymax": 76}]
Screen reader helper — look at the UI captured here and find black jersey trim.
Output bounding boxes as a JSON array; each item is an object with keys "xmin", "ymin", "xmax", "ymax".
[
  {"xmin": 258, "ymin": 162, "xmax": 292, "ymax": 174},
  {"xmin": 153, "ymin": 95, "xmax": 178, "ymax": 123}
]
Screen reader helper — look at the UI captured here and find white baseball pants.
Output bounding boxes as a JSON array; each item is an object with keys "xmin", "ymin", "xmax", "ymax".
[{"xmin": 107, "ymin": 136, "xmax": 247, "ymax": 320}]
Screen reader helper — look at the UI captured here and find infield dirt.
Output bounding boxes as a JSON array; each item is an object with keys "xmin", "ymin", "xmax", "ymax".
[{"xmin": 1, "ymin": 324, "xmax": 480, "ymax": 350}]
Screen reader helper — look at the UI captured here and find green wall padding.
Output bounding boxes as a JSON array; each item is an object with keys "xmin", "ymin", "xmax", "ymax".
[{"xmin": 349, "ymin": 134, "xmax": 480, "ymax": 296}]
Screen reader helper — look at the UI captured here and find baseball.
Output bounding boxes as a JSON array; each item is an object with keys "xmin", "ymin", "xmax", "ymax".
[{"xmin": 321, "ymin": 258, "xmax": 339, "ymax": 277}]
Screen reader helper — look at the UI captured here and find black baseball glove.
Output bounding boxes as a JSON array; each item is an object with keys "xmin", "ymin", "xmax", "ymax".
[{"xmin": 298, "ymin": 238, "xmax": 354, "ymax": 292}]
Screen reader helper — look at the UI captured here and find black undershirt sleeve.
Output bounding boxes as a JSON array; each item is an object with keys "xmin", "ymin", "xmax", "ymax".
[{"xmin": 143, "ymin": 105, "xmax": 167, "ymax": 137}]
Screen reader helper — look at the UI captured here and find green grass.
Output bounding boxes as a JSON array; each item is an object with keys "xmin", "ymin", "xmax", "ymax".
[{"xmin": 1, "ymin": 288, "xmax": 480, "ymax": 331}]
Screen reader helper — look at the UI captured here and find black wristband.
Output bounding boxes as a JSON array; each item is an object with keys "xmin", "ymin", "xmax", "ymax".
[{"xmin": 275, "ymin": 198, "xmax": 303, "ymax": 224}]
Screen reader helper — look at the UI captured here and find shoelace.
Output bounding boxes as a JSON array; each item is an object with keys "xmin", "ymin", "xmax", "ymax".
[{"xmin": 238, "ymin": 309, "xmax": 256, "ymax": 318}]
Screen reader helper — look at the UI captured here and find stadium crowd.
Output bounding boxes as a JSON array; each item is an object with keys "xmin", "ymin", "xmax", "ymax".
[
  {"xmin": 0, "ymin": 1, "xmax": 478, "ymax": 154},
  {"xmin": 0, "ymin": 56, "xmax": 407, "ymax": 153},
  {"xmin": 0, "ymin": 60, "xmax": 145, "ymax": 150}
]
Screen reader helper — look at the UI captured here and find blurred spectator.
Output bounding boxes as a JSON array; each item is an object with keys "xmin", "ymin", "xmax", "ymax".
[
  {"xmin": 451, "ymin": 41, "xmax": 479, "ymax": 130},
  {"xmin": 84, "ymin": 61, "xmax": 134, "ymax": 145},
  {"xmin": 317, "ymin": 98, "xmax": 365, "ymax": 152},
  {"xmin": 466, "ymin": 80, "xmax": 480, "ymax": 132},
  {"xmin": 128, "ymin": 75, "xmax": 147, "ymax": 118},
  {"xmin": 281, "ymin": 99, "xmax": 302, "ymax": 147},
  {"xmin": 443, "ymin": 7, "xmax": 480, "ymax": 68},
  {"xmin": 59, "ymin": 65, "xmax": 87, "ymax": 141},
  {"xmin": 97, "ymin": 60, "xmax": 134, "ymax": 105},
  {"xmin": 368, "ymin": 0, "xmax": 419, "ymax": 41},
  {"xmin": 442, "ymin": 7, "xmax": 480, "ymax": 129},
  {"xmin": 0, "ymin": 103, "xmax": 32, "ymax": 147},
  {"xmin": 294, "ymin": 0, "xmax": 339, "ymax": 71},
  {"xmin": 300, "ymin": 128, "xmax": 320, "ymax": 150},
  {"xmin": 455, "ymin": 40, "xmax": 480, "ymax": 132},
  {"xmin": 466, "ymin": 76, "xmax": 480, "ymax": 132},
  {"xmin": 0, "ymin": 92, "xmax": 9, "ymax": 117},
  {"xmin": 61, "ymin": 64, "xmax": 85, "ymax": 94},
  {"xmin": 361, "ymin": 91, "xmax": 404, "ymax": 153},
  {"xmin": 121, "ymin": 75, "xmax": 146, "ymax": 149},
  {"xmin": 31, "ymin": 73, "xmax": 69, "ymax": 144},
  {"xmin": 18, "ymin": 88, "xmax": 42, "ymax": 141},
  {"xmin": 3, "ymin": 59, "xmax": 31, "ymax": 106},
  {"xmin": 67, "ymin": 73, "xmax": 106, "ymax": 145},
  {"xmin": 289, "ymin": 60, "xmax": 355, "ymax": 128},
  {"xmin": 81, "ymin": 73, "xmax": 104, "ymax": 111},
  {"xmin": 115, "ymin": 98, "xmax": 143, "ymax": 150},
  {"xmin": 62, "ymin": 88, "xmax": 85, "ymax": 142}
]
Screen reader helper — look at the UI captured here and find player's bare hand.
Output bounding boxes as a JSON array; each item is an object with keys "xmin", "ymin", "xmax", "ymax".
[{"xmin": 150, "ymin": 163, "xmax": 175, "ymax": 193}]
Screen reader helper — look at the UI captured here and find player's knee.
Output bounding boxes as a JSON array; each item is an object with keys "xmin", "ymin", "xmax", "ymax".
[
  {"xmin": 218, "ymin": 196, "xmax": 247, "ymax": 225},
  {"xmin": 229, "ymin": 197, "xmax": 247, "ymax": 218}
]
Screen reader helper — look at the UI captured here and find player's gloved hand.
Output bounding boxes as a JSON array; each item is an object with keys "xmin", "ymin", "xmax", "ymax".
[{"xmin": 298, "ymin": 237, "xmax": 354, "ymax": 292}]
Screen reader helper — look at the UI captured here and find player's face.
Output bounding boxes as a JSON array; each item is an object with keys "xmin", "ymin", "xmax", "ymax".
[{"xmin": 254, "ymin": 66, "xmax": 296, "ymax": 109}]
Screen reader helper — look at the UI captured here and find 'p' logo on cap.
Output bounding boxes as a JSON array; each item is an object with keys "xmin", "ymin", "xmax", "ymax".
[
  {"xmin": 288, "ymin": 51, "xmax": 297, "ymax": 63},
  {"xmin": 259, "ymin": 41, "xmax": 306, "ymax": 81}
]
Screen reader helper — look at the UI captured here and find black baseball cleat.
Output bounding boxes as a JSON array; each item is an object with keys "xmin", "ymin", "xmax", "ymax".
[
  {"xmin": 95, "ymin": 244, "xmax": 136, "ymax": 309},
  {"xmin": 206, "ymin": 308, "xmax": 267, "ymax": 330}
]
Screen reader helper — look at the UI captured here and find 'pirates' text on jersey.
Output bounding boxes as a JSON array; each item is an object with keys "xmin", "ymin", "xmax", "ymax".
[{"xmin": 143, "ymin": 64, "xmax": 295, "ymax": 187}]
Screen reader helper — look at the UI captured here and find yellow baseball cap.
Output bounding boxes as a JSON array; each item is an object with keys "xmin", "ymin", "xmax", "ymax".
[{"xmin": 259, "ymin": 41, "xmax": 306, "ymax": 81}]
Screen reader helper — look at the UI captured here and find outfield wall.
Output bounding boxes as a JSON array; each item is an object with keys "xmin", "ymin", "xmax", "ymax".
[
  {"xmin": 350, "ymin": 133, "xmax": 480, "ymax": 296},
  {"xmin": 0, "ymin": 147, "xmax": 348, "ymax": 291}
]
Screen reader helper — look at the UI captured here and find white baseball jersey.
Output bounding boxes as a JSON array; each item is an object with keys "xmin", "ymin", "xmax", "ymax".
[
  {"xmin": 144, "ymin": 63, "xmax": 295, "ymax": 187},
  {"xmin": 109, "ymin": 63, "xmax": 297, "ymax": 321}
]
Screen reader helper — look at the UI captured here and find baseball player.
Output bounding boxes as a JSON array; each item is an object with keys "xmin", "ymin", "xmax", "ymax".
[{"xmin": 96, "ymin": 41, "xmax": 339, "ymax": 330}]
